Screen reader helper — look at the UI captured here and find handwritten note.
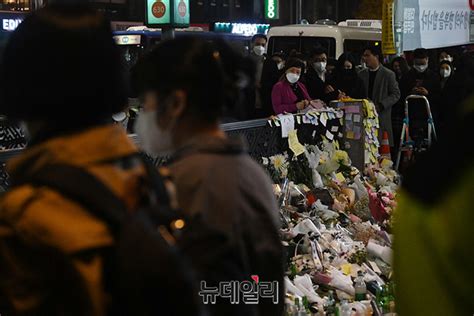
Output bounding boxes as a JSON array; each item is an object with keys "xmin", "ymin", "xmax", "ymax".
[
  {"xmin": 278, "ymin": 114, "xmax": 294, "ymax": 138},
  {"xmin": 288, "ymin": 130, "xmax": 305, "ymax": 156},
  {"xmin": 320, "ymin": 113, "xmax": 328, "ymax": 127}
]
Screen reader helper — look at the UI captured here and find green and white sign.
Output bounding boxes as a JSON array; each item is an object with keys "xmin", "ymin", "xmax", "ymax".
[
  {"xmin": 264, "ymin": 0, "xmax": 279, "ymax": 20},
  {"xmin": 146, "ymin": 0, "xmax": 189, "ymax": 27},
  {"xmin": 173, "ymin": 0, "xmax": 190, "ymax": 27},
  {"xmin": 146, "ymin": 0, "xmax": 170, "ymax": 25}
]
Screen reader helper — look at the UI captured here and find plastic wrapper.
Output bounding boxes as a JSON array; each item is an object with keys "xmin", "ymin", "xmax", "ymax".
[
  {"xmin": 291, "ymin": 218, "xmax": 321, "ymax": 237},
  {"xmin": 366, "ymin": 239, "xmax": 392, "ymax": 264},
  {"xmin": 294, "ymin": 274, "xmax": 324, "ymax": 304},
  {"xmin": 328, "ymin": 267, "xmax": 355, "ymax": 296}
]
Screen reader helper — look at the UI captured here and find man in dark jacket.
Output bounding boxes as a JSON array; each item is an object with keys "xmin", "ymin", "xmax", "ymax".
[
  {"xmin": 305, "ymin": 47, "xmax": 338, "ymax": 103},
  {"xmin": 260, "ymin": 52, "xmax": 285, "ymax": 117},
  {"xmin": 399, "ymin": 48, "xmax": 441, "ymax": 141}
]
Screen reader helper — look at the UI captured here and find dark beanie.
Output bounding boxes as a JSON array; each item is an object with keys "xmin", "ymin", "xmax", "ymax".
[{"xmin": 0, "ymin": 4, "xmax": 127, "ymax": 122}]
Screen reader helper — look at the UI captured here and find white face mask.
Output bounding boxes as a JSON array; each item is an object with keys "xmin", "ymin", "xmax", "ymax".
[
  {"xmin": 414, "ymin": 64, "xmax": 428, "ymax": 73},
  {"xmin": 440, "ymin": 68, "xmax": 451, "ymax": 78},
  {"xmin": 286, "ymin": 72, "xmax": 300, "ymax": 84},
  {"xmin": 277, "ymin": 62, "xmax": 285, "ymax": 70},
  {"xmin": 313, "ymin": 61, "xmax": 327, "ymax": 73},
  {"xmin": 134, "ymin": 110, "xmax": 174, "ymax": 156},
  {"xmin": 253, "ymin": 45, "xmax": 265, "ymax": 56}
]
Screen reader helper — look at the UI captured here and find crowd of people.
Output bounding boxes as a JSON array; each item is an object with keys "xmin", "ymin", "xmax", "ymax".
[
  {"xmin": 0, "ymin": 4, "xmax": 283, "ymax": 315},
  {"xmin": 248, "ymin": 34, "xmax": 474, "ymax": 156},
  {"xmin": 0, "ymin": 3, "xmax": 473, "ymax": 316}
]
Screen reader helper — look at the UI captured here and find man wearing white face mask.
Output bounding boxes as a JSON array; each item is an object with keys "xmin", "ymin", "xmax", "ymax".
[
  {"xmin": 400, "ymin": 48, "xmax": 441, "ymax": 129},
  {"xmin": 248, "ymin": 33, "xmax": 267, "ymax": 119},
  {"xmin": 305, "ymin": 47, "xmax": 337, "ymax": 103}
]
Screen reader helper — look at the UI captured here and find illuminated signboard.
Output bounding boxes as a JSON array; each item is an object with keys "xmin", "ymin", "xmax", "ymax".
[
  {"xmin": 146, "ymin": 0, "xmax": 171, "ymax": 25},
  {"xmin": 264, "ymin": 0, "xmax": 279, "ymax": 20},
  {"xmin": 214, "ymin": 23, "xmax": 270, "ymax": 36},
  {"xmin": 0, "ymin": 12, "xmax": 24, "ymax": 32},
  {"xmin": 113, "ymin": 35, "xmax": 142, "ymax": 45},
  {"xmin": 173, "ymin": 0, "xmax": 190, "ymax": 27},
  {"xmin": 146, "ymin": 0, "xmax": 189, "ymax": 27}
]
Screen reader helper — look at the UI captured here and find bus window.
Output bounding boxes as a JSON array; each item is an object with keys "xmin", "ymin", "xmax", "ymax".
[
  {"xmin": 267, "ymin": 36, "xmax": 336, "ymax": 59},
  {"xmin": 344, "ymin": 39, "xmax": 381, "ymax": 62},
  {"xmin": 114, "ymin": 34, "xmax": 145, "ymax": 70}
]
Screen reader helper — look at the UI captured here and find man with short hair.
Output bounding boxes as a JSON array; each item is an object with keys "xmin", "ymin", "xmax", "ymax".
[
  {"xmin": 248, "ymin": 34, "xmax": 268, "ymax": 118},
  {"xmin": 399, "ymin": 48, "xmax": 441, "ymax": 142},
  {"xmin": 305, "ymin": 47, "xmax": 331, "ymax": 101},
  {"xmin": 359, "ymin": 46, "xmax": 401, "ymax": 147}
]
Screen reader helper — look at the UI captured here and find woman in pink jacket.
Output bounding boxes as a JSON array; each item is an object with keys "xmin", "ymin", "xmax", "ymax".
[{"xmin": 271, "ymin": 59, "xmax": 311, "ymax": 115}]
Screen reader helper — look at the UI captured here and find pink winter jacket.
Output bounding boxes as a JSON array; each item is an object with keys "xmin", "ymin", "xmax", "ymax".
[{"xmin": 271, "ymin": 80, "xmax": 311, "ymax": 115}]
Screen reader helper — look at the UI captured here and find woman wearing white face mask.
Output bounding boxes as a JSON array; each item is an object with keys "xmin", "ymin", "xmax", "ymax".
[
  {"xmin": 271, "ymin": 58, "xmax": 311, "ymax": 115},
  {"xmin": 132, "ymin": 37, "xmax": 284, "ymax": 316},
  {"xmin": 439, "ymin": 60, "xmax": 453, "ymax": 90}
]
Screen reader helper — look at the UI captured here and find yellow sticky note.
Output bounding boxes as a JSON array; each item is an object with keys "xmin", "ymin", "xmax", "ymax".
[
  {"xmin": 335, "ymin": 172, "xmax": 345, "ymax": 183},
  {"xmin": 346, "ymin": 131, "xmax": 355, "ymax": 139},
  {"xmin": 288, "ymin": 130, "xmax": 305, "ymax": 157},
  {"xmin": 341, "ymin": 263, "xmax": 352, "ymax": 276}
]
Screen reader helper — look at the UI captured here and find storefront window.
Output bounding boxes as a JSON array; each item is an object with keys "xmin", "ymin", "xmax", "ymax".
[{"xmin": 0, "ymin": 0, "xmax": 30, "ymax": 11}]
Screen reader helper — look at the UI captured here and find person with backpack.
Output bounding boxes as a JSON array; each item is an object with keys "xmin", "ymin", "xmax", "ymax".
[
  {"xmin": 0, "ymin": 4, "xmax": 202, "ymax": 316},
  {"xmin": 132, "ymin": 37, "xmax": 285, "ymax": 316}
]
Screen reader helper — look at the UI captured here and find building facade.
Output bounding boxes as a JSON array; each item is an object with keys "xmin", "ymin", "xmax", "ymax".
[{"xmin": 0, "ymin": 0, "xmax": 364, "ymax": 26}]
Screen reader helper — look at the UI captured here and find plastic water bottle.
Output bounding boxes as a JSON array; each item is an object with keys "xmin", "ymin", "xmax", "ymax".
[{"xmin": 354, "ymin": 271, "xmax": 367, "ymax": 301}]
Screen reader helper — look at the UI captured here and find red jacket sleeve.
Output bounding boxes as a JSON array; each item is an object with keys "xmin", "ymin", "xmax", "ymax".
[{"xmin": 272, "ymin": 83, "xmax": 298, "ymax": 115}]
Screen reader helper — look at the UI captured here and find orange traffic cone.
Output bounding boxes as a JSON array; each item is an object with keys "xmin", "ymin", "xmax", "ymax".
[{"xmin": 379, "ymin": 131, "xmax": 391, "ymax": 160}]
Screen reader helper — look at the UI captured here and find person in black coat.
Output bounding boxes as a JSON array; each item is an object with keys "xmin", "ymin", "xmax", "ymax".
[
  {"xmin": 327, "ymin": 53, "xmax": 367, "ymax": 101},
  {"xmin": 391, "ymin": 56, "xmax": 410, "ymax": 84},
  {"xmin": 260, "ymin": 52, "xmax": 285, "ymax": 117},
  {"xmin": 390, "ymin": 56, "xmax": 410, "ymax": 148},
  {"xmin": 438, "ymin": 53, "xmax": 474, "ymax": 135},
  {"xmin": 399, "ymin": 48, "xmax": 441, "ymax": 141},
  {"xmin": 304, "ymin": 47, "xmax": 339, "ymax": 104}
]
